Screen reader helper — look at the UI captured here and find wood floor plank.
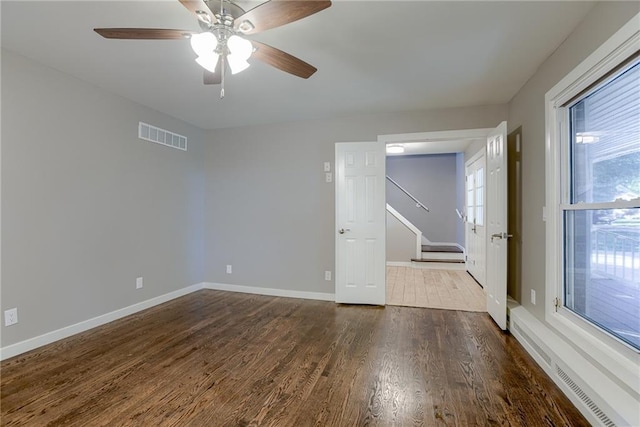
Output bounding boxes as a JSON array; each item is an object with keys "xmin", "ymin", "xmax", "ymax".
[{"xmin": 1, "ymin": 290, "xmax": 588, "ymax": 426}]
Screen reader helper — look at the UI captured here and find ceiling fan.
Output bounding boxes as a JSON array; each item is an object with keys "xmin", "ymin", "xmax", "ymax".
[{"xmin": 94, "ymin": 0, "xmax": 331, "ymax": 98}]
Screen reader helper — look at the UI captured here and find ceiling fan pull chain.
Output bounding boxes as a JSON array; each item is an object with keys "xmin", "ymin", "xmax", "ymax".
[{"xmin": 220, "ymin": 54, "xmax": 226, "ymax": 99}]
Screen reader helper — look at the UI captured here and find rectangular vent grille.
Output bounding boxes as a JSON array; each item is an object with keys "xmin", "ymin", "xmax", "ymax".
[
  {"xmin": 556, "ymin": 366, "xmax": 616, "ymax": 427},
  {"xmin": 139, "ymin": 122, "xmax": 187, "ymax": 151},
  {"xmin": 512, "ymin": 321, "xmax": 552, "ymax": 365}
]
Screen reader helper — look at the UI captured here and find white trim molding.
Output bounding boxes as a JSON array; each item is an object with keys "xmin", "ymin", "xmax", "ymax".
[
  {"xmin": 0, "ymin": 282, "xmax": 337, "ymax": 361},
  {"xmin": 0, "ymin": 284, "xmax": 205, "ymax": 361},
  {"xmin": 542, "ymin": 10, "xmax": 640, "ymax": 425},
  {"xmin": 203, "ymin": 283, "xmax": 335, "ymax": 301},
  {"xmin": 386, "ymin": 203, "xmax": 422, "ymax": 259}
]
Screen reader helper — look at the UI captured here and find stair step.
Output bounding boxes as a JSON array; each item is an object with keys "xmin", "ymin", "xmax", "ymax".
[
  {"xmin": 420, "ymin": 251, "xmax": 465, "ymax": 261},
  {"xmin": 411, "ymin": 258, "xmax": 465, "ymax": 263},
  {"xmin": 421, "ymin": 245, "xmax": 463, "ymax": 253}
]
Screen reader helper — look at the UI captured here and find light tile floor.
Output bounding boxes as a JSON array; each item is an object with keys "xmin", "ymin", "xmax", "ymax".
[{"xmin": 386, "ymin": 266, "xmax": 486, "ymax": 312}]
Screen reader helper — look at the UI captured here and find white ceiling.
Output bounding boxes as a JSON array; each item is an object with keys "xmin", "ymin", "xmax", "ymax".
[{"xmin": 1, "ymin": 1, "xmax": 595, "ymax": 130}]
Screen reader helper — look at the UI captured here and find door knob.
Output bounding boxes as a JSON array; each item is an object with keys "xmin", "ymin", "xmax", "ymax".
[
  {"xmin": 491, "ymin": 232, "xmax": 513, "ymax": 242},
  {"xmin": 339, "ymin": 228, "xmax": 351, "ymax": 234}
]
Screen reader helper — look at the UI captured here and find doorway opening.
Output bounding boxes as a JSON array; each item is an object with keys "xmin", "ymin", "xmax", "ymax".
[{"xmin": 379, "ymin": 128, "xmax": 491, "ymax": 312}]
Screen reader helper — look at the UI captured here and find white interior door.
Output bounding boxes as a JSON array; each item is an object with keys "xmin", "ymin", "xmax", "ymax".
[
  {"xmin": 465, "ymin": 153, "xmax": 486, "ymax": 287},
  {"xmin": 335, "ymin": 141, "xmax": 386, "ymax": 305},
  {"xmin": 486, "ymin": 121, "xmax": 508, "ymax": 330}
]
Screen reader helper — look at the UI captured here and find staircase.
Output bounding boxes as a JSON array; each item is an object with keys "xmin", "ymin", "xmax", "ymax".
[
  {"xmin": 412, "ymin": 244, "xmax": 465, "ymax": 264},
  {"xmin": 385, "ymin": 176, "xmax": 466, "ymax": 269}
]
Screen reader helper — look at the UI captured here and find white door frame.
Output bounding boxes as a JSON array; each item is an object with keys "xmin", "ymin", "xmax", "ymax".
[
  {"xmin": 379, "ymin": 128, "xmax": 494, "ymax": 147},
  {"xmin": 378, "ymin": 127, "xmax": 506, "ymax": 317}
]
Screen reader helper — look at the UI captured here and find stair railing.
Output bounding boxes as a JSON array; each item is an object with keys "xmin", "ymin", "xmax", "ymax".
[{"xmin": 386, "ymin": 176, "xmax": 430, "ymax": 212}]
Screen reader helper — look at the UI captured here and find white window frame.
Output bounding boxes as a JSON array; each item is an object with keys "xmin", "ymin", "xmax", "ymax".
[{"xmin": 545, "ymin": 12, "xmax": 640, "ymax": 391}]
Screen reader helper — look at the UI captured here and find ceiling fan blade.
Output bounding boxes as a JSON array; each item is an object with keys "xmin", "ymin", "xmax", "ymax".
[
  {"xmin": 203, "ymin": 60, "xmax": 223, "ymax": 85},
  {"xmin": 179, "ymin": 0, "xmax": 216, "ymax": 23},
  {"xmin": 94, "ymin": 28, "xmax": 194, "ymax": 40},
  {"xmin": 251, "ymin": 41, "xmax": 317, "ymax": 79},
  {"xmin": 234, "ymin": 0, "xmax": 331, "ymax": 35}
]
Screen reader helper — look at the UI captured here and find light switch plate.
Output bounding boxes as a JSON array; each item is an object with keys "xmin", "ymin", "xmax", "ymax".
[{"xmin": 324, "ymin": 162, "xmax": 331, "ymax": 172}]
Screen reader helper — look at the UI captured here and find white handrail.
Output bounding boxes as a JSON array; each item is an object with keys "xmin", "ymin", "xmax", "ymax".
[{"xmin": 386, "ymin": 176, "xmax": 430, "ymax": 212}]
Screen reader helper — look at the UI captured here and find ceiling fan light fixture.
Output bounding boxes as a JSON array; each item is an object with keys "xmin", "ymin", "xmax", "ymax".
[
  {"xmin": 228, "ymin": 35, "xmax": 253, "ymax": 60},
  {"xmin": 228, "ymin": 56, "xmax": 250, "ymax": 74},
  {"xmin": 190, "ymin": 32, "xmax": 217, "ymax": 56},
  {"xmin": 195, "ymin": 53, "xmax": 220, "ymax": 73},
  {"xmin": 386, "ymin": 144, "xmax": 405, "ymax": 154}
]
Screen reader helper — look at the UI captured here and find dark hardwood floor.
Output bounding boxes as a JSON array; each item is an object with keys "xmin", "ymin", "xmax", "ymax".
[{"xmin": 1, "ymin": 290, "xmax": 588, "ymax": 426}]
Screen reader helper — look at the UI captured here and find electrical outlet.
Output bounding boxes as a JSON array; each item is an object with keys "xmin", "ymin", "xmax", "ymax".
[
  {"xmin": 324, "ymin": 271, "xmax": 332, "ymax": 281},
  {"xmin": 4, "ymin": 308, "xmax": 18, "ymax": 326},
  {"xmin": 530, "ymin": 289, "xmax": 536, "ymax": 305},
  {"xmin": 226, "ymin": 265, "xmax": 233, "ymax": 274},
  {"xmin": 325, "ymin": 172, "xmax": 332, "ymax": 183},
  {"xmin": 136, "ymin": 277, "xmax": 143, "ymax": 289}
]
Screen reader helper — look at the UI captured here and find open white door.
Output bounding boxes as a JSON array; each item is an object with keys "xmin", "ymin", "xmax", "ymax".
[
  {"xmin": 335, "ymin": 141, "xmax": 386, "ymax": 305},
  {"xmin": 486, "ymin": 121, "xmax": 508, "ymax": 329},
  {"xmin": 465, "ymin": 152, "xmax": 486, "ymax": 287}
]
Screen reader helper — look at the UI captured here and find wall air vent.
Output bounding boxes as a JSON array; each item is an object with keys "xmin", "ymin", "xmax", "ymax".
[
  {"xmin": 556, "ymin": 366, "xmax": 616, "ymax": 427},
  {"xmin": 138, "ymin": 122, "xmax": 187, "ymax": 151}
]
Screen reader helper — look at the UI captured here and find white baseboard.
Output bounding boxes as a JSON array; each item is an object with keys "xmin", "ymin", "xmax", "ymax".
[
  {"xmin": 0, "ymin": 283, "xmax": 205, "ymax": 361},
  {"xmin": 386, "ymin": 261, "xmax": 466, "ymax": 270},
  {"xmin": 509, "ymin": 306, "xmax": 638, "ymax": 427},
  {"xmin": 386, "ymin": 261, "xmax": 414, "ymax": 267},
  {"xmin": 203, "ymin": 282, "xmax": 335, "ymax": 302}
]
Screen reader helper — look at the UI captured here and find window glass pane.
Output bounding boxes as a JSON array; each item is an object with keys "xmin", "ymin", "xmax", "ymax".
[
  {"xmin": 476, "ymin": 187, "xmax": 484, "ymax": 226},
  {"xmin": 476, "ymin": 168, "xmax": 483, "ymax": 188},
  {"xmin": 564, "ymin": 208, "xmax": 640, "ymax": 349},
  {"xmin": 467, "ymin": 173, "xmax": 474, "ymax": 223},
  {"xmin": 569, "ymin": 61, "xmax": 640, "ymax": 204}
]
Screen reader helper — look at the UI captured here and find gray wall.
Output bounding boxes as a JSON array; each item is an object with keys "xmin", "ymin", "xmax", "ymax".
[
  {"xmin": 1, "ymin": 50, "xmax": 207, "ymax": 347},
  {"xmin": 204, "ymin": 105, "xmax": 507, "ymax": 292},
  {"xmin": 507, "ymin": 1, "xmax": 640, "ymax": 320},
  {"xmin": 386, "ymin": 154, "xmax": 460, "ymax": 245}
]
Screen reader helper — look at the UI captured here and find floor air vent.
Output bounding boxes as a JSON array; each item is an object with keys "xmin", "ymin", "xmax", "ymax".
[
  {"xmin": 556, "ymin": 366, "xmax": 616, "ymax": 427},
  {"xmin": 139, "ymin": 122, "xmax": 187, "ymax": 151}
]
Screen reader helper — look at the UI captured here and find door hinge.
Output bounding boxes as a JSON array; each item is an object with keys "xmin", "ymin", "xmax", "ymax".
[{"xmin": 554, "ymin": 297, "xmax": 560, "ymax": 312}]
